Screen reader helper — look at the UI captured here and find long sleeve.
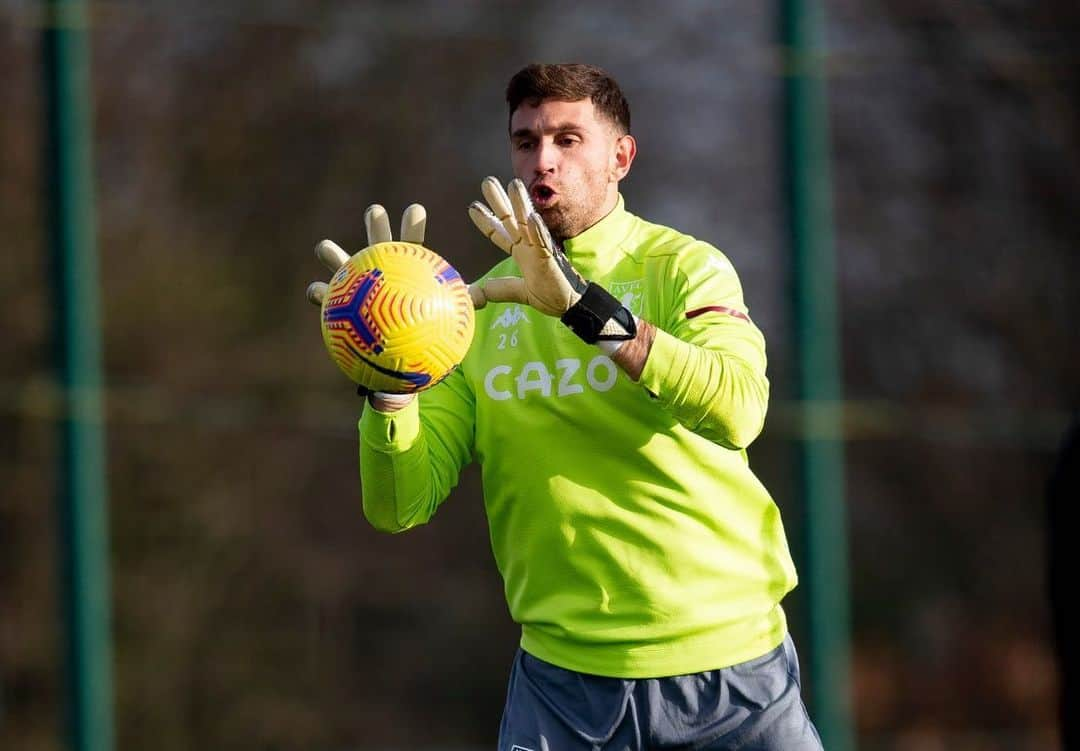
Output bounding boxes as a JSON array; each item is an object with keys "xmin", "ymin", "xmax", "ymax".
[
  {"xmin": 358, "ymin": 365, "xmax": 475, "ymax": 532},
  {"xmin": 637, "ymin": 244, "xmax": 770, "ymax": 450}
]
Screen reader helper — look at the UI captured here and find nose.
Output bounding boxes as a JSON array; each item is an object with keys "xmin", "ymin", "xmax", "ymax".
[{"xmin": 533, "ymin": 139, "xmax": 558, "ymax": 176}]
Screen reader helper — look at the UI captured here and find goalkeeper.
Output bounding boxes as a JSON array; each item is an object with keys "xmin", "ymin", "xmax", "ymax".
[{"xmin": 309, "ymin": 63, "xmax": 822, "ymax": 750}]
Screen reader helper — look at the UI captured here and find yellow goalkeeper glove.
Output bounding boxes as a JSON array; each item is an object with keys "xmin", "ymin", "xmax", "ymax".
[
  {"xmin": 306, "ymin": 203, "xmax": 426, "ymax": 411},
  {"xmin": 467, "ymin": 177, "xmax": 636, "ymax": 346},
  {"xmin": 305, "ymin": 203, "xmax": 427, "ymax": 306}
]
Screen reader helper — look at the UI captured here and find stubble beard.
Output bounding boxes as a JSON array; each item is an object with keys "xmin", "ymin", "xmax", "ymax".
[
  {"xmin": 537, "ymin": 206, "xmax": 578, "ymax": 244},
  {"xmin": 537, "ymin": 179, "xmax": 610, "ymax": 243}
]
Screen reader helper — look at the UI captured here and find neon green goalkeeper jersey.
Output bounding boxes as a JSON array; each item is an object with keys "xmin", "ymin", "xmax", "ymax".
[{"xmin": 358, "ymin": 196, "xmax": 797, "ymax": 678}]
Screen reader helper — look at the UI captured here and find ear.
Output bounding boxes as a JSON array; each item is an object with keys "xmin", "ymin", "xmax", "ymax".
[{"xmin": 611, "ymin": 134, "xmax": 637, "ymax": 182}]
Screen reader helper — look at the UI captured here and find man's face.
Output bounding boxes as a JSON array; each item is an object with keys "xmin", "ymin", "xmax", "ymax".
[{"xmin": 509, "ymin": 98, "xmax": 635, "ymax": 241}]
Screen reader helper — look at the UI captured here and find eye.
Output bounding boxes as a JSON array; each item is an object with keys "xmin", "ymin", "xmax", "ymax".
[
  {"xmin": 514, "ymin": 140, "xmax": 536, "ymax": 152},
  {"xmin": 557, "ymin": 135, "xmax": 580, "ymax": 147}
]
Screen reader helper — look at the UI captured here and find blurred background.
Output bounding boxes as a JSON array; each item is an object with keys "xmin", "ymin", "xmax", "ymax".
[{"xmin": 2, "ymin": 0, "xmax": 1078, "ymax": 749}]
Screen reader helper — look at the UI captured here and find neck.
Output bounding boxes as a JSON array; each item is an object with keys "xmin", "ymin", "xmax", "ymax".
[{"xmin": 559, "ymin": 187, "xmax": 620, "ymax": 243}]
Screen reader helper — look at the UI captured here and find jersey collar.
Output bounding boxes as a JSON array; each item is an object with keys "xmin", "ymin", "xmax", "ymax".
[{"xmin": 561, "ymin": 194, "xmax": 635, "ymax": 276}]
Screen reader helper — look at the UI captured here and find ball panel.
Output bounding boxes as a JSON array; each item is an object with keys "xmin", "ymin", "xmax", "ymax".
[{"xmin": 319, "ymin": 242, "xmax": 474, "ymax": 393}]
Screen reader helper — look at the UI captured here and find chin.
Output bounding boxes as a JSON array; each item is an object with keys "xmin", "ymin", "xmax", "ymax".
[{"xmin": 539, "ymin": 209, "xmax": 571, "ymax": 239}]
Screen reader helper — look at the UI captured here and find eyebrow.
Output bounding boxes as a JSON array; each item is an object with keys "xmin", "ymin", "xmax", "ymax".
[{"xmin": 510, "ymin": 122, "xmax": 585, "ymax": 139}]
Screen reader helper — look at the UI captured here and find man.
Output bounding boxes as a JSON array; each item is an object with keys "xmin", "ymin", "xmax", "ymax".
[{"xmin": 309, "ymin": 63, "xmax": 822, "ymax": 750}]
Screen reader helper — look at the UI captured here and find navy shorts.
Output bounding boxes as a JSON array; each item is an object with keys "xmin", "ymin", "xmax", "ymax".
[{"xmin": 498, "ymin": 635, "xmax": 823, "ymax": 751}]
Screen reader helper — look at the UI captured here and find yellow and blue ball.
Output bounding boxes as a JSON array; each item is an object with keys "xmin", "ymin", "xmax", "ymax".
[{"xmin": 320, "ymin": 242, "xmax": 474, "ymax": 393}]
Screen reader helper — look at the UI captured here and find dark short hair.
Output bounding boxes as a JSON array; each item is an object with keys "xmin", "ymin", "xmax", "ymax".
[{"xmin": 506, "ymin": 63, "xmax": 631, "ymax": 135}]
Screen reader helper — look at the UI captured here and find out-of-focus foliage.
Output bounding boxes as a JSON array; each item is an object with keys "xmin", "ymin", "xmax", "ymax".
[{"xmin": 1, "ymin": 1, "xmax": 1076, "ymax": 749}]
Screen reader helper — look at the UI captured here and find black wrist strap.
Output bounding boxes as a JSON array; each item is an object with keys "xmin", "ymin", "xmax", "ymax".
[{"xmin": 560, "ymin": 282, "xmax": 637, "ymax": 344}]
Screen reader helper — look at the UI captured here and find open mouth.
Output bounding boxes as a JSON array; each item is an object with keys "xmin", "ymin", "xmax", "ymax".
[{"xmin": 531, "ymin": 184, "xmax": 557, "ymax": 207}]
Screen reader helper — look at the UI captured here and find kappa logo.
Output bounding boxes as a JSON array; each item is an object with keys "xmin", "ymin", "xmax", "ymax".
[{"xmin": 491, "ymin": 304, "xmax": 530, "ymax": 330}]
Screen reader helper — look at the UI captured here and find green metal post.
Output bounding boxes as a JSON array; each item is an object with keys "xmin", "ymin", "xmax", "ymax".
[
  {"xmin": 779, "ymin": 1, "xmax": 854, "ymax": 750},
  {"xmin": 42, "ymin": 1, "xmax": 115, "ymax": 750}
]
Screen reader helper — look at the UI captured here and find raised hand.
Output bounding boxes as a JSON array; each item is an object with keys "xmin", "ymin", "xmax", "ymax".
[
  {"xmin": 306, "ymin": 204, "xmax": 428, "ymax": 412},
  {"xmin": 306, "ymin": 203, "xmax": 427, "ymax": 306},
  {"xmin": 467, "ymin": 177, "xmax": 588, "ymax": 315},
  {"xmin": 467, "ymin": 177, "xmax": 635, "ymax": 346}
]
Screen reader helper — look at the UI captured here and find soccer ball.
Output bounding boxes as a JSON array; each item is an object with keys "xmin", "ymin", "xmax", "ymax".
[{"xmin": 320, "ymin": 242, "xmax": 475, "ymax": 394}]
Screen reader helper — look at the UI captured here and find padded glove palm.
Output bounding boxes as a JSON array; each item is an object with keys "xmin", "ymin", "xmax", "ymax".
[
  {"xmin": 467, "ymin": 177, "xmax": 587, "ymax": 316},
  {"xmin": 468, "ymin": 177, "xmax": 636, "ymax": 345}
]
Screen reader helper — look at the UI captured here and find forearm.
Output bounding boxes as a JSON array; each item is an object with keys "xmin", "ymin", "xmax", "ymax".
[
  {"xmin": 630, "ymin": 324, "xmax": 769, "ymax": 450},
  {"xmin": 358, "ymin": 394, "xmax": 469, "ymax": 532},
  {"xmin": 359, "ymin": 402, "xmax": 437, "ymax": 532},
  {"xmin": 610, "ymin": 318, "xmax": 656, "ymax": 382}
]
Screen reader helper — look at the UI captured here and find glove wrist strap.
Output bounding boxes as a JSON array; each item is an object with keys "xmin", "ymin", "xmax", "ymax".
[{"xmin": 560, "ymin": 282, "xmax": 637, "ymax": 344}]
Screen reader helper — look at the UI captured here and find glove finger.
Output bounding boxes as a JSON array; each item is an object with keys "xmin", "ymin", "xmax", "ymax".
[
  {"xmin": 527, "ymin": 213, "xmax": 555, "ymax": 258},
  {"xmin": 468, "ymin": 203, "xmax": 514, "ymax": 254},
  {"xmin": 480, "ymin": 176, "xmax": 521, "ymax": 240},
  {"xmin": 478, "ymin": 276, "xmax": 528, "ymax": 305},
  {"xmin": 365, "ymin": 204, "xmax": 393, "ymax": 245},
  {"xmin": 507, "ymin": 179, "xmax": 534, "ymax": 229},
  {"xmin": 466, "ymin": 282, "xmax": 488, "ymax": 309},
  {"xmin": 400, "ymin": 203, "xmax": 427, "ymax": 244},
  {"xmin": 306, "ymin": 281, "xmax": 328, "ymax": 306},
  {"xmin": 315, "ymin": 239, "xmax": 349, "ymax": 272}
]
